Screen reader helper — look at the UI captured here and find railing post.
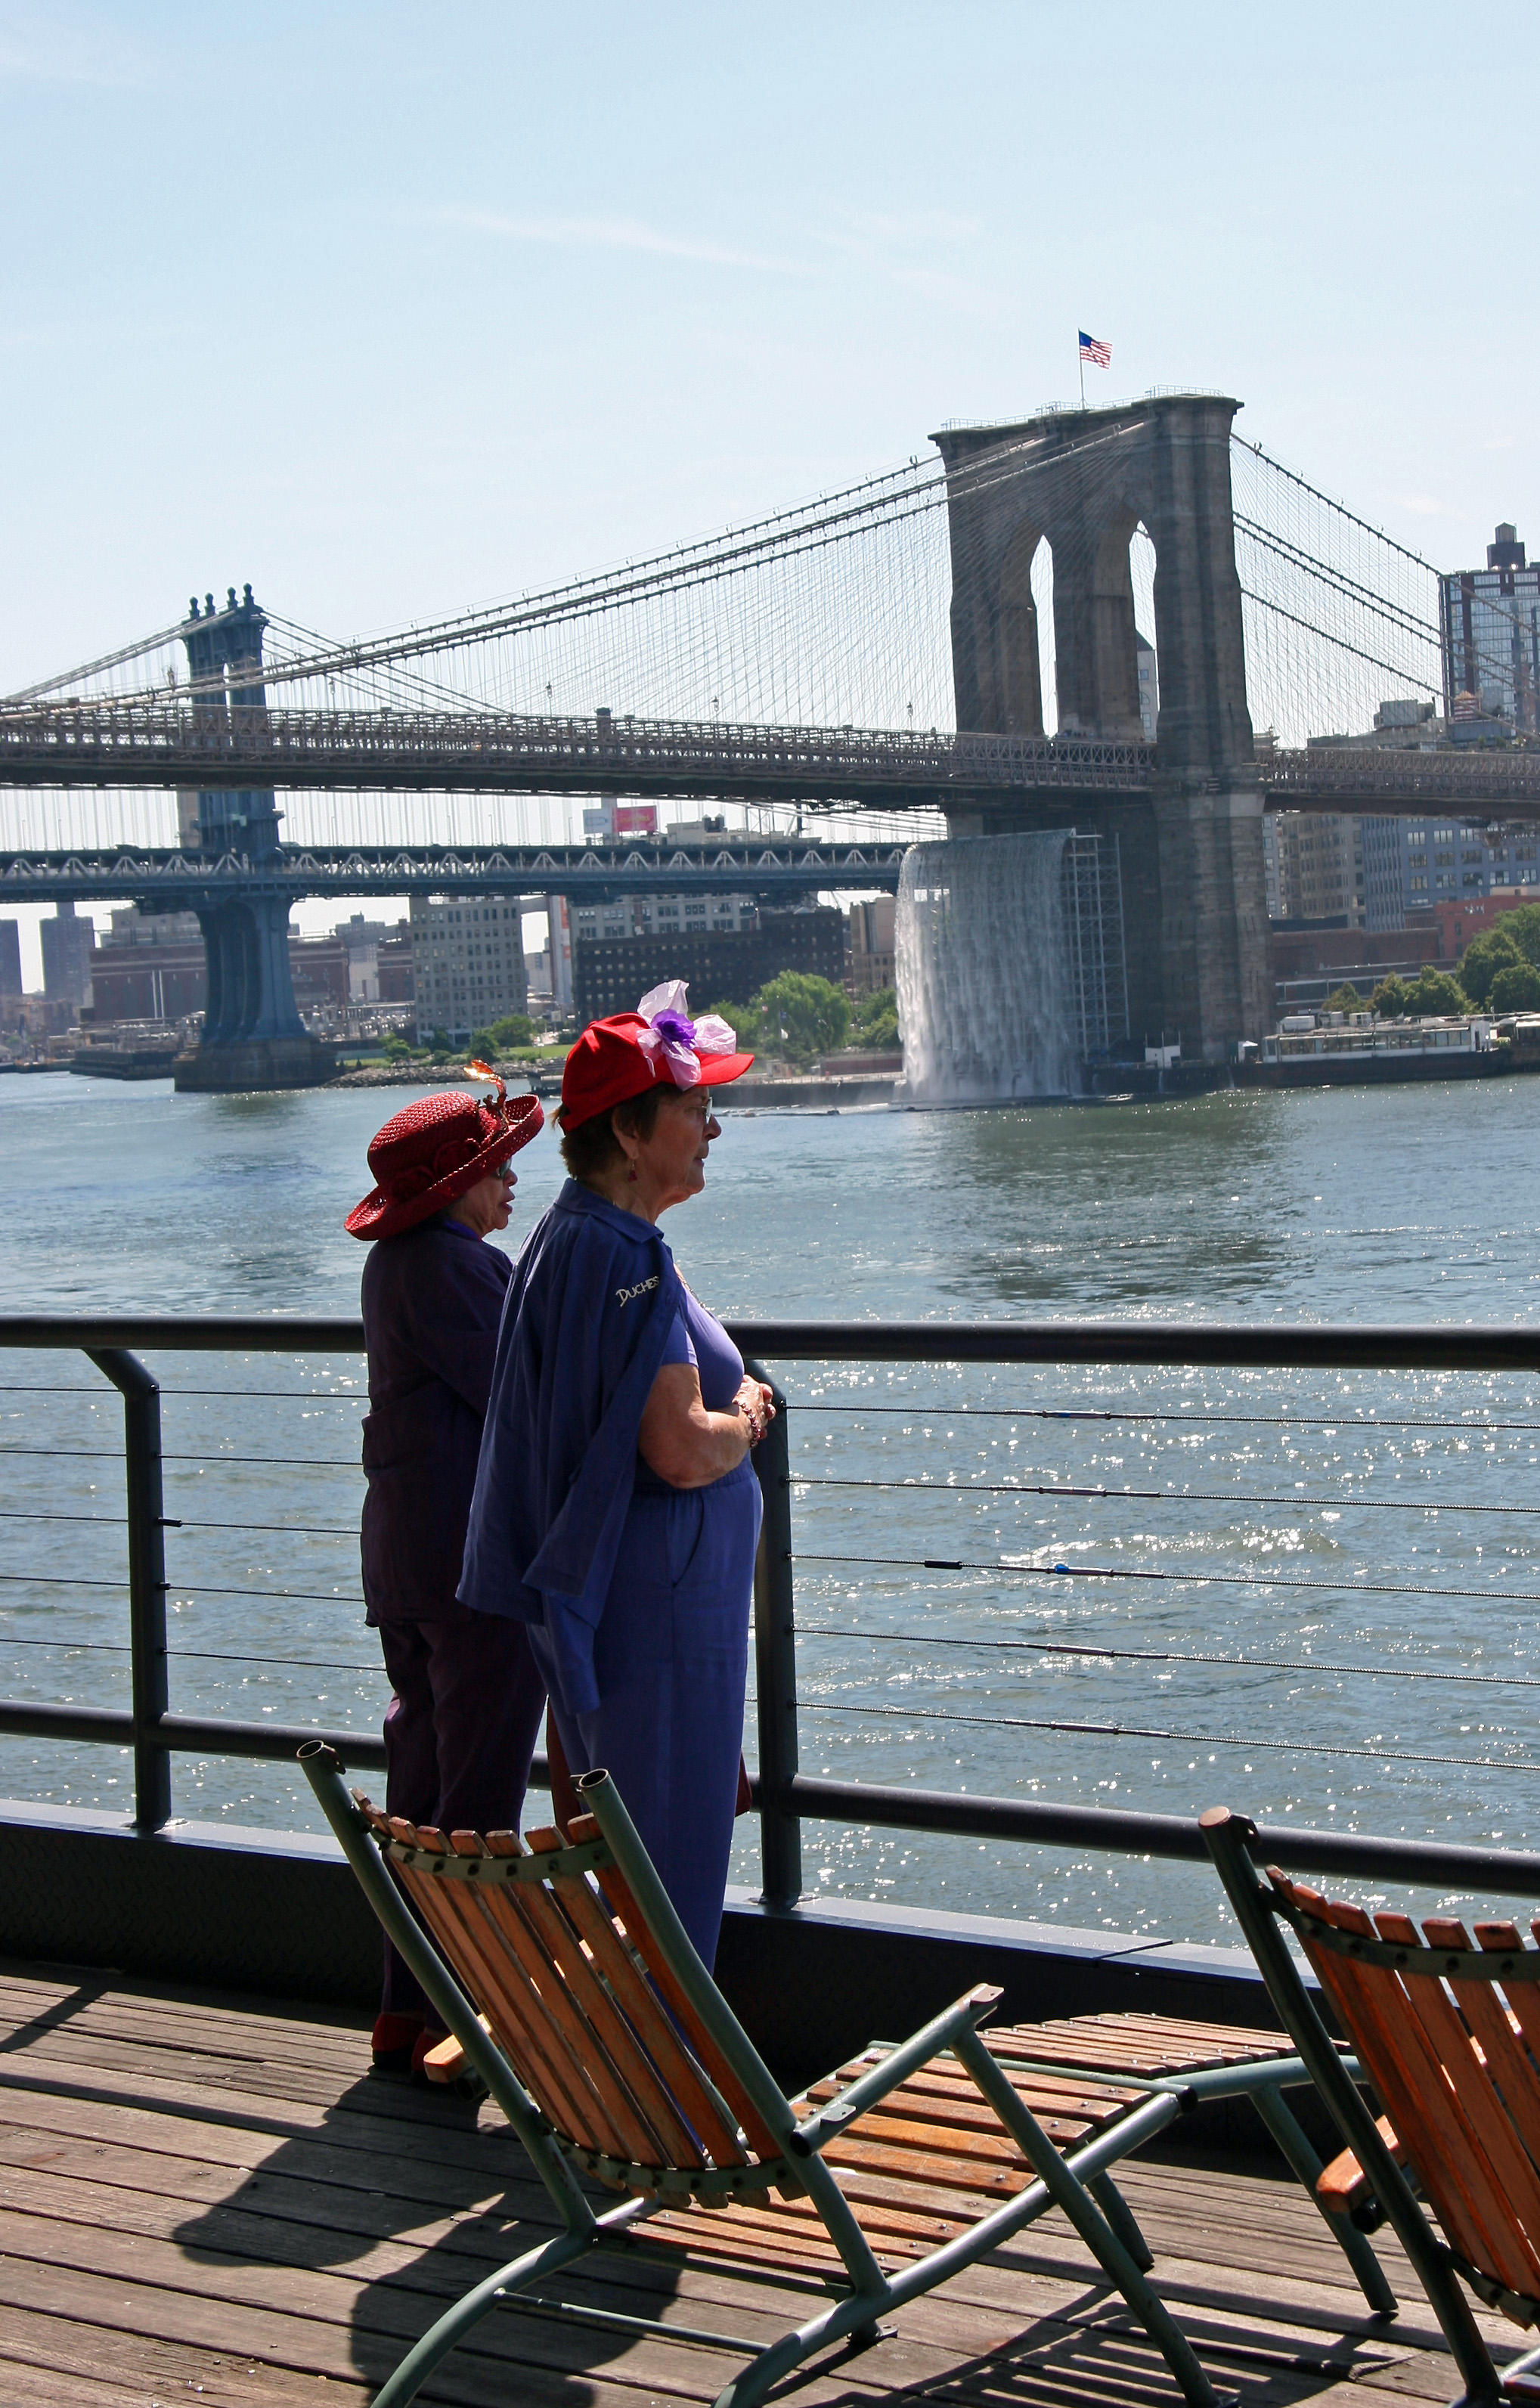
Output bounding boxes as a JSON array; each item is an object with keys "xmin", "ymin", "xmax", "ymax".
[
  {"xmin": 746, "ymin": 1362, "xmax": 801, "ymax": 1908},
  {"xmin": 87, "ymin": 1347, "xmax": 170, "ymax": 1831}
]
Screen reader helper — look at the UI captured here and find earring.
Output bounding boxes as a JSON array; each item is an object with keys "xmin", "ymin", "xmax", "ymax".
[{"xmin": 627, "ymin": 1164, "xmax": 638, "ymax": 1184}]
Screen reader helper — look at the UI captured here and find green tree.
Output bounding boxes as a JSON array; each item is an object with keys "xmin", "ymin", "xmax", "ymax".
[
  {"xmin": 1371, "ymin": 975, "xmax": 1412, "ymax": 1018},
  {"xmin": 428, "ymin": 1027, "xmax": 453, "ymax": 1060},
  {"xmin": 699, "ymin": 1001, "xmax": 761, "ymax": 1050},
  {"xmin": 1324, "ymin": 983, "xmax": 1362, "ymax": 1015},
  {"xmin": 1409, "ymin": 967, "xmax": 1471, "ymax": 1016},
  {"xmin": 380, "ymin": 1034, "xmax": 412, "ymax": 1061},
  {"xmin": 469, "ymin": 1028, "xmax": 498, "ymax": 1062},
  {"xmin": 1498, "ymin": 903, "xmax": 1540, "ymax": 965},
  {"xmin": 488, "ymin": 1012, "xmax": 536, "ymax": 1051},
  {"xmin": 752, "ymin": 972, "xmax": 850, "ymax": 1065},
  {"xmin": 853, "ymin": 986, "xmax": 900, "ymax": 1048},
  {"xmin": 1458, "ymin": 926, "xmax": 1523, "ymax": 1005},
  {"xmin": 1489, "ymin": 960, "xmax": 1540, "ymax": 1012}
]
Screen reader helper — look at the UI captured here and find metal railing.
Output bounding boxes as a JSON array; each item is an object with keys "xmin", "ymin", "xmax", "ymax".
[
  {"xmin": 0, "ymin": 702, "xmax": 1156, "ymax": 803},
  {"xmin": 6, "ymin": 1312, "xmax": 1540, "ymax": 1911},
  {"xmin": 0, "ymin": 837, "xmax": 909, "ymax": 906}
]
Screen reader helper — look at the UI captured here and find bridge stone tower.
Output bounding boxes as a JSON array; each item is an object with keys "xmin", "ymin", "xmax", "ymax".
[
  {"xmin": 170, "ymin": 587, "xmax": 333, "ymax": 1092},
  {"xmin": 933, "ymin": 395, "xmax": 1271, "ymax": 1061}
]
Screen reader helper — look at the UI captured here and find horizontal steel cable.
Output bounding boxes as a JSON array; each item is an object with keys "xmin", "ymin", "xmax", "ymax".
[
  {"xmin": 791, "ymin": 1403, "xmax": 1540, "ymax": 1433},
  {"xmin": 0, "ymin": 1510, "xmax": 125, "ymax": 1526},
  {"xmin": 0, "ymin": 1573, "xmax": 361, "ymax": 1606},
  {"xmin": 0, "ymin": 1510, "xmax": 352, "ymax": 1536},
  {"xmin": 0, "ymin": 1573, "xmax": 125, "ymax": 1589},
  {"xmin": 0, "ymin": 1632, "xmax": 381, "ymax": 1673},
  {"xmin": 797, "ymin": 1622, "xmax": 1540, "ymax": 1690},
  {"xmin": 799, "ymin": 1699, "xmax": 1529, "ymax": 1774},
  {"xmin": 798, "ymin": 1550, "xmax": 1540, "ymax": 1607},
  {"xmin": 0, "ymin": 1446, "xmax": 361, "ymax": 1466},
  {"xmin": 0, "ymin": 1445, "xmax": 121, "ymax": 1460},
  {"xmin": 791, "ymin": 1474, "xmax": 1540, "ymax": 1514},
  {"xmin": 160, "ymin": 1388, "xmax": 364, "ymax": 1402},
  {"xmin": 165, "ymin": 1584, "xmax": 362, "ymax": 1605},
  {"xmin": 167, "ymin": 1519, "xmax": 355, "ymax": 1538}
]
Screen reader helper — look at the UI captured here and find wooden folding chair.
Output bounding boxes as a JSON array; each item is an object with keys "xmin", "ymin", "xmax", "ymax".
[
  {"xmin": 302, "ymin": 1740, "xmax": 1372, "ymax": 2408},
  {"xmin": 1204, "ymin": 1805, "xmax": 1540, "ymax": 2405}
]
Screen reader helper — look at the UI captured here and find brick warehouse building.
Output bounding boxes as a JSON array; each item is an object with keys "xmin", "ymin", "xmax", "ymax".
[
  {"xmin": 572, "ymin": 906, "xmax": 847, "ymax": 1025},
  {"xmin": 87, "ymin": 934, "xmax": 349, "ymax": 1024}
]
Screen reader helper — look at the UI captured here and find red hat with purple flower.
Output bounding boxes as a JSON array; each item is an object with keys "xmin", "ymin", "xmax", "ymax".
[
  {"xmin": 345, "ymin": 1066, "xmax": 544, "ymax": 1241},
  {"xmin": 559, "ymin": 982, "xmax": 755, "ymax": 1130}
]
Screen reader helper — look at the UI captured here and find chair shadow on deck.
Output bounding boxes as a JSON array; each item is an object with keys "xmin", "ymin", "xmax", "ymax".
[{"xmin": 171, "ymin": 2064, "xmax": 675, "ymax": 2403}]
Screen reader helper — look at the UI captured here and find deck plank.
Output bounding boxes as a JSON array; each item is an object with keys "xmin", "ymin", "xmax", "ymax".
[{"xmin": 0, "ymin": 1963, "xmax": 1526, "ymax": 2408}]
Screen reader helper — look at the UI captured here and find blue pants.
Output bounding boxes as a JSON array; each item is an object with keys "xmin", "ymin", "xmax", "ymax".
[
  {"xmin": 532, "ymin": 1462, "xmax": 761, "ymax": 1971},
  {"xmin": 376, "ymin": 1610, "xmax": 546, "ymax": 2018}
]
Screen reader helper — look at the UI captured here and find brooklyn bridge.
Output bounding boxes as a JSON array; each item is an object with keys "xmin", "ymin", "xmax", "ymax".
[{"xmin": 5, "ymin": 392, "xmax": 1535, "ymax": 1079}]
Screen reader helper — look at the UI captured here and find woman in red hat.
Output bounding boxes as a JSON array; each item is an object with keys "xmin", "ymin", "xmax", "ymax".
[
  {"xmin": 347, "ymin": 1067, "xmax": 547, "ymax": 2074},
  {"xmin": 460, "ymin": 985, "xmax": 774, "ymax": 1969}
]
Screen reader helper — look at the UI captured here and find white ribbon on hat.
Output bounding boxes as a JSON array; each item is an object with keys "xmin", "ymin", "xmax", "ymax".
[{"xmin": 635, "ymin": 980, "xmax": 737, "ymax": 1089}]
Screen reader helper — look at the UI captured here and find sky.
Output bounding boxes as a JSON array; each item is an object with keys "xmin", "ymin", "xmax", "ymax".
[{"xmin": 3, "ymin": 0, "xmax": 1538, "ymax": 980}]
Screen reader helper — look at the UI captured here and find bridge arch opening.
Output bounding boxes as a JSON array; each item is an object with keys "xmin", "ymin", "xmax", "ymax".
[
  {"xmin": 1130, "ymin": 521, "xmax": 1158, "ymax": 743},
  {"xmin": 995, "ymin": 520, "xmax": 1049, "ymax": 737},
  {"xmin": 1031, "ymin": 536, "xmax": 1057, "ymax": 738}
]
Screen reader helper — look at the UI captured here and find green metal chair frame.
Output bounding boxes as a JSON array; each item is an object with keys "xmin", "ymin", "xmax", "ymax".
[
  {"xmin": 1203, "ymin": 1805, "xmax": 1540, "ymax": 2407},
  {"xmin": 302, "ymin": 1741, "xmax": 1382, "ymax": 2408}
]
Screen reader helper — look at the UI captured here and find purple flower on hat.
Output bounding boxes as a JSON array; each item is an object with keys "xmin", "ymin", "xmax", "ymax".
[{"xmin": 636, "ymin": 980, "xmax": 738, "ymax": 1089}]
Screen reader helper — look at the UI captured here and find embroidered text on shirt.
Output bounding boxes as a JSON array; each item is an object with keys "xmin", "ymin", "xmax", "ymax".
[{"xmin": 615, "ymin": 1275, "xmax": 660, "ymax": 1308}]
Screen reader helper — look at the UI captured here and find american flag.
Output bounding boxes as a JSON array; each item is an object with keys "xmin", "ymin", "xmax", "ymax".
[{"xmin": 1078, "ymin": 330, "xmax": 1111, "ymax": 368}]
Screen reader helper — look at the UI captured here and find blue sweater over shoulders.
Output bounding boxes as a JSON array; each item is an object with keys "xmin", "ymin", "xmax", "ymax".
[{"xmin": 458, "ymin": 1179, "xmax": 685, "ymax": 1715}]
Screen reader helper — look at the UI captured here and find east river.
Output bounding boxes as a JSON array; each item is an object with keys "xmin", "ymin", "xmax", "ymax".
[{"xmin": 5, "ymin": 1067, "xmax": 1540, "ymax": 1946}]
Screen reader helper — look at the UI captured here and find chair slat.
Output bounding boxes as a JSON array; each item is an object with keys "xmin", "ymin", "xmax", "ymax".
[
  {"xmin": 500, "ymin": 1833, "xmax": 706, "ymax": 2170},
  {"xmin": 1269, "ymin": 1873, "xmax": 1498, "ymax": 2276},
  {"xmin": 565, "ymin": 1816, "xmax": 784, "ymax": 2162},
  {"xmin": 1372, "ymin": 1914, "xmax": 1540, "ymax": 2298},
  {"xmin": 1272, "ymin": 1870, "xmax": 1529, "ymax": 2294},
  {"xmin": 445, "ymin": 1833, "xmax": 677, "ymax": 2171},
  {"xmin": 1482, "ymin": 1924, "xmax": 1540, "ymax": 2074},
  {"xmin": 505, "ymin": 1830, "xmax": 751, "ymax": 2177},
  {"xmin": 393, "ymin": 1839, "xmax": 625, "ymax": 2155},
  {"xmin": 397, "ymin": 1861, "xmax": 611, "ymax": 2147},
  {"xmin": 1318, "ymin": 1895, "xmax": 1530, "ymax": 2293},
  {"xmin": 1424, "ymin": 1919, "xmax": 1540, "ymax": 2219}
]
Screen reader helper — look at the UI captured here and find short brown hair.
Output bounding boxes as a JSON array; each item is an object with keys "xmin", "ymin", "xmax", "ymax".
[{"xmin": 558, "ymin": 1083, "xmax": 666, "ymax": 1181}]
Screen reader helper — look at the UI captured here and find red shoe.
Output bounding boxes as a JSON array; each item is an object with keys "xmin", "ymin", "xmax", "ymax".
[
  {"xmin": 410, "ymin": 2024, "xmax": 452, "ymax": 2079},
  {"xmin": 370, "ymin": 2011, "xmax": 426, "ymax": 2073}
]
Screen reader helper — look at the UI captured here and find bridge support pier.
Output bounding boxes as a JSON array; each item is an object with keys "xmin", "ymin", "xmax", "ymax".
[
  {"xmin": 1150, "ymin": 779, "xmax": 1272, "ymax": 1064},
  {"xmin": 170, "ymin": 588, "xmax": 334, "ymax": 1095}
]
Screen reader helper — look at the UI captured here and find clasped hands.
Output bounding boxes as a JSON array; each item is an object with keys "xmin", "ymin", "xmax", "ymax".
[{"xmin": 733, "ymin": 1377, "xmax": 776, "ymax": 1448}]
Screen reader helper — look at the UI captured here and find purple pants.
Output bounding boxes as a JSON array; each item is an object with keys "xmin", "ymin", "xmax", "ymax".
[{"xmin": 376, "ymin": 1611, "xmax": 546, "ymax": 2019}]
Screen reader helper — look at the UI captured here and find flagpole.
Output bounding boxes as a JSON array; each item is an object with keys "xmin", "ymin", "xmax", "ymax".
[{"xmin": 1077, "ymin": 333, "xmax": 1086, "ymax": 411}]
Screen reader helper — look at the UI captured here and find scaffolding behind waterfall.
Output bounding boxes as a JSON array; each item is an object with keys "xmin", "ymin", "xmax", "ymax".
[{"xmin": 896, "ymin": 829, "xmax": 1126, "ymax": 1103}]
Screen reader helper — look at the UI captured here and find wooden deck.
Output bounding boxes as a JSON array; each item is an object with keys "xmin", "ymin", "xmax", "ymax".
[{"xmin": 0, "ymin": 1962, "xmax": 1523, "ymax": 2408}]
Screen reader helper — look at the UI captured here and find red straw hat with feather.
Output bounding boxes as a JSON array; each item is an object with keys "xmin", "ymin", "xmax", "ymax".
[{"xmin": 345, "ymin": 1065, "xmax": 544, "ymax": 1241}]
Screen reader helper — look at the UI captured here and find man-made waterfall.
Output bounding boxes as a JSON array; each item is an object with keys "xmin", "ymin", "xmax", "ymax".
[{"xmin": 896, "ymin": 831, "xmax": 1077, "ymax": 1104}]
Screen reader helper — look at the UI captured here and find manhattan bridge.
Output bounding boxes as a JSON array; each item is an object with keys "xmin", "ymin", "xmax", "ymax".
[{"xmin": 4, "ymin": 393, "xmax": 1536, "ymax": 1074}]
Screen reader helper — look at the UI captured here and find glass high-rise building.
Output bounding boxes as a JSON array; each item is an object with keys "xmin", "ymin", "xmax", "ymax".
[{"xmin": 1440, "ymin": 525, "xmax": 1540, "ymax": 730}]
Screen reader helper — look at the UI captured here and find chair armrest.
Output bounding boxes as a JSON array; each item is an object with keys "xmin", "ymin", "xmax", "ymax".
[
  {"xmin": 1318, "ymin": 2115, "xmax": 1403, "ymax": 2219},
  {"xmin": 789, "ymin": 1984, "xmax": 1002, "ymax": 2158}
]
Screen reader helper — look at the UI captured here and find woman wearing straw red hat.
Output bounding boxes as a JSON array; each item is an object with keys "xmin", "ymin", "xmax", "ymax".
[
  {"xmin": 347, "ymin": 1067, "xmax": 547, "ymax": 2072},
  {"xmin": 460, "ymin": 986, "xmax": 773, "ymax": 1969}
]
